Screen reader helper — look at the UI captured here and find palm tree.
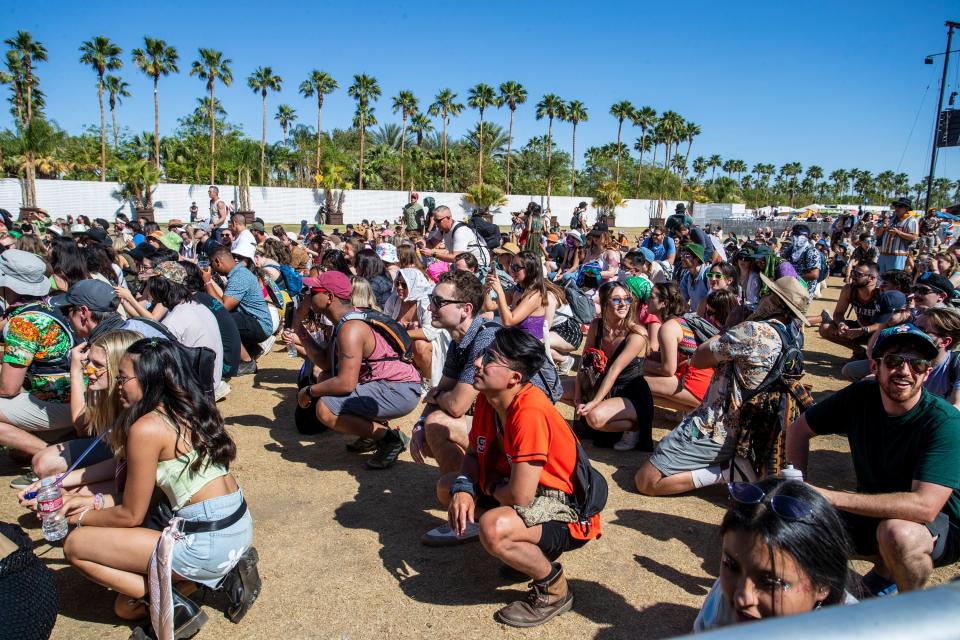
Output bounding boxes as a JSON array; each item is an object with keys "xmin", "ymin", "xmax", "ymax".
[
  {"xmin": 658, "ymin": 111, "xmax": 684, "ymax": 175},
  {"xmin": 609, "ymin": 100, "xmax": 635, "ymax": 184},
  {"xmin": 189, "ymin": 48, "xmax": 233, "ymax": 183},
  {"xmin": 498, "ymin": 81, "xmax": 527, "ymax": 194},
  {"xmin": 428, "ymin": 89, "xmax": 464, "ymax": 191},
  {"xmin": 780, "ymin": 162, "xmax": 803, "ymax": 206},
  {"xmin": 565, "ymin": 100, "xmax": 588, "ymax": 194},
  {"xmin": 707, "ymin": 154, "xmax": 722, "ymax": 181},
  {"xmin": 131, "ymin": 37, "xmax": 178, "ymax": 171},
  {"xmin": 408, "ymin": 112, "xmax": 433, "ymax": 147},
  {"xmin": 298, "ymin": 70, "xmax": 338, "ymax": 177},
  {"xmin": 630, "ymin": 105, "xmax": 656, "ymax": 186},
  {"xmin": 535, "ymin": 94, "xmax": 566, "ymax": 206},
  {"xmin": 104, "ymin": 75, "xmax": 130, "ymax": 150},
  {"xmin": 275, "ymin": 104, "xmax": 296, "ymax": 145},
  {"xmin": 4, "ymin": 31, "xmax": 46, "ymax": 124},
  {"xmin": 391, "ymin": 90, "xmax": 418, "ymax": 190},
  {"xmin": 680, "ymin": 121, "xmax": 701, "ymax": 176},
  {"xmin": 829, "ymin": 169, "xmax": 849, "ymax": 201},
  {"xmin": 247, "ymin": 66, "xmax": 282, "ymax": 184},
  {"xmin": 467, "ymin": 83, "xmax": 498, "ymax": 184},
  {"xmin": 348, "ymin": 74, "xmax": 381, "ymax": 190},
  {"xmin": 692, "ymin": 157, "xmax": 708, "ymax": 186},
  {"xmin": 79, "ymin": 36, "xmax": 122, "ymax": 181}
]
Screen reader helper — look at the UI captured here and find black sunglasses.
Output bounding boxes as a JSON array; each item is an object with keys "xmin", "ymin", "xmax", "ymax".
[
  {"xmin": 428, "ymin": 294, "xmax": 464, "ymax": 309},
  {"xmin": 728, "ymin": 482, "xmax": 812, "ymax": 522},
  {"xmin": 877, "ymin": 353, "xmax": 931, "ymax": 374}
]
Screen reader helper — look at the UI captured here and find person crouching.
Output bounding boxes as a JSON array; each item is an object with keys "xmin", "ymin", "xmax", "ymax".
[{"xmin": 444, "ymin": 328, "xmax": 601, "ymax": 627}]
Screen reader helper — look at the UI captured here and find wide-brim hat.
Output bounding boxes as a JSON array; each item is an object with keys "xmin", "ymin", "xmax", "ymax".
[
  {"xmin": 0, "ymin": 249, "xmax": 50, "ymax": 297},
  {"xmin": 493, "ymin": 242, "xmax": 522, "ymax": 256},
  {"xmin": 758, "ymin": 273, "xmax": 810, "ymax": 326}
]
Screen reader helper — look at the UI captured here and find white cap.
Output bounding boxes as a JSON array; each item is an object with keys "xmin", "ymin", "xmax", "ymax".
[
  {"xmin": 70, "ymin": 223, "xmax": 88, "ymax": 235},
  {"xmin": 231, "ymin": 241, "xmax": 256, "ymax": 260}
]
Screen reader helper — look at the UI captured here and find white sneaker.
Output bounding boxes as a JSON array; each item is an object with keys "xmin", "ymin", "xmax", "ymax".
[
  {"xmin": 556, "ymin": 355, "xmax": 575, "ymax": 375},
  {"xmin": 257, "ymin": 333, "xmax": 277, "ymax": 357},
  {"xmin": 214, "ymin": 380, "xmax": 232, "ymax": 402},
  {"xmin": 614, "ymin": 430, "xmax": 641, "ymax": 451},
  {"xmin": 419, "ymin": 378, "xmax": 433, "ymax": 397}
]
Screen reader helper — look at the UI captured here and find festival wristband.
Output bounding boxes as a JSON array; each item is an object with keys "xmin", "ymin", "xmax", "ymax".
[
  {"xmin": 450, "ymin": 475, "xmax": 476, "ymax": 497},
  {"xmin": 93, "ymin": 493, "xmax": 104, "ymax": 511}
]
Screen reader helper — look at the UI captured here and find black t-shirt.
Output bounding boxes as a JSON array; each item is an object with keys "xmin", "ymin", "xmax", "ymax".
[
  {"xmin": 547, "ymin": 242, "xmax": 566, "ymax": 264},
  {"xmin": 194, "ymin": 291, "xmax": 242, "ymax": 378},
  {"xmin": 805, "ymin": 381, "xmax": 960, "ymax": 526}
]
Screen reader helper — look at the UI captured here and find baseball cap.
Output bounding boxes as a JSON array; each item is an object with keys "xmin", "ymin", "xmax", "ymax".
[
  {"xmin": 50, "ymin": 279, "xmax": 118, "ymax": 312},
  {"xmin": 872, "ymin": 290, "xmax": 909, "ymax": 325},
  {"xmin": 152, "ymin": 261, "xmax": 187, "ymax": 285},
  {"xmin": 251, "ymin": 221, "xmax": 266, "ymax": 233},
  {"xmin": 302, "ymin": 270, "xmax": 352, "ymax": 299},
  {"xmin": 195, "ymin": 222, "xmax": 212, "ymax": 234},
  {"xmin": 873, "ymin": 323, "xmax": 939, "ymax": 360},
  {"xmin": 70, "ymin": 223, "xmax": 89, "ymax": 235},
  {"xmin": 637, "ymin": 247, "xmax": 656, "ymax": 264},
  {"xmin": 231, "ymin": 242, "xmax": 256, "ymax": 260},
  {"xmin": 916, "ymin": 272, "xmax": 954, "ymax": 297},
  {"xmin": 547, "ymin": 233, "xmax": 559, "ymax": 243},
  {"xmin": 891, "ymin": 197, "xmax": 913, "ymax": 209},
  {"xmin": 129, "ymin": 242, "xmax": 159, "ymax": 262},
  {"xmin": 86, "ymin": 228, "xmax": 108, "ymax": 245}
]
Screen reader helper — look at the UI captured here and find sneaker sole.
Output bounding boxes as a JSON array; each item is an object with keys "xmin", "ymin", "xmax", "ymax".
[
  {"xmin": 175, "ymin": 609, "xmax": 209, "ymax": 639},
  {"xmin": 495, "ymin": 594, "xmax": 573, "ymax": 628},
  {"xmin": 420, "ymin": 531, "xmax": 480, "ymax": 547}
]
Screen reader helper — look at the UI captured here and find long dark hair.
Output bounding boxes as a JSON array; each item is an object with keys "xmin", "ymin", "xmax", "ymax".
[
  {"xmin": 319, "ymin": 249, "xmax": 351, "ymax": 276},
  {"xmin": 514, "ymin": 250, "xmax": 566, "ymax": 306},
  {"xmin": 653, "ymin": 281, "xmax": 686, "ymax": 321},
  {"xmin": 119, "ymin": 338, "xmax": 235, "ymax": 471},
  {"xmin": 147, "ymin": 275, "xmax": 192, "ymax": 309},
  {"xmin": 355, "ymin": 248, "xmax": 386, "ymax": 280},
  {"xmin": 720, "ymin": 478, "xmax": 852, "ymax": 607},
  {"xmin": 85, "ymin": 242, "xmax": 119, "ymax": 285},
  {"xmin": 49, "ymin": 236, "xmax": 89, "ymax": 285}
]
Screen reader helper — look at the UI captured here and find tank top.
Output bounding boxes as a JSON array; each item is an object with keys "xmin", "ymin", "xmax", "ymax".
[
  {"xmin": 517, "ymin": 314, "xmax": 545, "ymax": 340},
  {"xmin": 594, "ymin": 318, "xmax": 645, "ymax": 396},
  {"xmin": 849, "ymin": 287, "xmax": 880, "ymax": 325},
  {"xmin": 153, "ymin": 412, "xmax": 228, "ymax": 511},
  {"xmin": 358, "ymin": 326, "xmax": 420, "ymax": 384}
]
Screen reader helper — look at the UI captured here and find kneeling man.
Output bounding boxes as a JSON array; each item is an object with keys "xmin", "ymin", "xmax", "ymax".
[{"xmin": 444, "ymin": 328, "xmax": 600, "ymax": 627}]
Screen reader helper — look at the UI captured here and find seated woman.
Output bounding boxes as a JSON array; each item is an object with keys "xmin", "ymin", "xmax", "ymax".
[
  {"xmin": 22, "ymin": 330, "xmax": 142, "ymax": 494},
  {"xmin": 60, "ymin": 339, "xmax": 258, "ymax": 638},
  {"xmin": 384, "ymin": 267, "xmax": 450, "ymax": 389},
  {"xmin": 697, "ymin": 261, "xmax": 740, "ymax": 315},
  {"xmin": 694, "ymin": 477, "xmax": 855, "ymax": 631},
  {"xmin": 643, "ymin": 282, "xmax": 716, "ymax": 412},
  {"xmin": 485, "ymin": 251, "xmax": 583, "ymax": 369},
  {"xmin": 567, "ymin": 281, "xmax": 653, "ymax": 451}
]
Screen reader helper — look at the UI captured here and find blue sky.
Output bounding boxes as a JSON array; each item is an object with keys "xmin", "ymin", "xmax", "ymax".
[{"xmin": 2, "ymin": 0, "xmax": 959, "ymax": 184}]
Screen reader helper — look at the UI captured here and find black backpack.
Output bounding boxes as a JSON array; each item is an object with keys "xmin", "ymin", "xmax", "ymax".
[
  {"xmin": 568, "ymin": 430, "xmax": 608, "ymax": 529},
  {"xmin": 742, "ymin": 319, "xmax": 804, "ymax": 401},
  {"xmin": 329, "ymin": 310, "xmax": 414, "ymax": 375},
  {"xmin": 455, "ymin": 214, "xmax": 501, "ymax": 251},
  {"xmin": 130, "ymin": 317, "xmax": 218, "ymax": 399}
]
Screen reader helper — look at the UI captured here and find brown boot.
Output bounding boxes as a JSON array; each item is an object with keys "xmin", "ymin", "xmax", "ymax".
[{"xmin": 495, "ymin": 563, "xmax": 573, "ymax": 628}]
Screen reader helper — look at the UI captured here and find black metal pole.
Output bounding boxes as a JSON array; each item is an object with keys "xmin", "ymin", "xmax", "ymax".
[{"xmin": 926, "ymin": 21, "xmax": 958, "ymax": 211}]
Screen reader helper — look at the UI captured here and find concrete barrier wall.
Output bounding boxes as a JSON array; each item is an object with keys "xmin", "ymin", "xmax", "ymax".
[{"xmin": 0, "ymin": 178, "xmax": 693, "ymax": 229}]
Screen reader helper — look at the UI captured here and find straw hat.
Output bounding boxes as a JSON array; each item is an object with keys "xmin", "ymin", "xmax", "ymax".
[{"xmin": 758, "ymin": 274, "xmax": 810, "ymax": 326}]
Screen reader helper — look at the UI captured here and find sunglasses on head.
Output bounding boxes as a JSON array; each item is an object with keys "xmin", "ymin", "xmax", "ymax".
[
  {"xmin": 728, "ymin": 482, "xmax": 812, "ymax": 522},
  {"xmin": 877, "ymin": 353, "xmax": 931, "ymax": 374}
]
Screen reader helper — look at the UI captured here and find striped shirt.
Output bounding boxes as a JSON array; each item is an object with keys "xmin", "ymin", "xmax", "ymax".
[{"xmin": 880, "ymin": 215, "xmax": 918, "ymax": 257}]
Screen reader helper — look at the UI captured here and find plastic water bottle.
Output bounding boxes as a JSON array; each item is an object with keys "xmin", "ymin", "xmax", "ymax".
[
  {"xmin": 287, "ymin": 340, "xmax": 298, "ymax": 358},
  {"xmin": 37, "ymin": 477, "xmax": 69, "ymax": 542},
  {"xmin": 779, "ymin": 464, "xmax": 804, "ymax": 482}
]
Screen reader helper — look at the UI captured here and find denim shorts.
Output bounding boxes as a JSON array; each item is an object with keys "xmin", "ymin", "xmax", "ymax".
[
  {"xmin": 171, "ymin": 489, "xmax": 253, "ymax": 588},
  {"xmin": 60, "ymin": 436, "xmax": 114, "ymax": 468}
]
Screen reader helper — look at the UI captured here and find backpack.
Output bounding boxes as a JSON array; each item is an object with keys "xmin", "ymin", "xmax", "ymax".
[
  {"xmin": 742, "ymin": 320, "xmax": 804, "ymax": 401},
  {"xmin": 329, "ymin": 310, "xmax": 414, "ymax": 376},
  {"xmin": 276, "ymin": 264, "xmax": 303, "ymax": 300},
  {"xmin": 681, "ymin": 312, "xmax": 720, "ymax": 345},
  {"xmin": 294, "ymin": 359, "xmax": 328, "ymax": 435},
  {"xmin": 455, "ymin": 214, "xmax": 501, "ymax": 251},
  {"xmin": 562, "ymin": 280, "xmax": 597, "ymax": 324},
  {"xmin": 130, "ymin": 317, "xmax": 218, "ymax": 398},
  {"xmin": 568, "ymin": 428, "xmax": 608, "ymax": 528}
]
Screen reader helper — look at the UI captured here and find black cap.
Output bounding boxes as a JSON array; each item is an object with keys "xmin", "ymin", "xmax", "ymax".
[
  {"xmin": 891, "ymin": 197, "xmax": 913, "ymax": 209},
  {"xmin": 872, "ymin": 290, "xmax": 908, "ymax": 325},
  {"xmin": 791, "ymin": 224, "xmax": 811, "ymax": 236},
  {"xmin": 50, "ymin": 279, "xmax": 119, "ymax": 312},
  {"xmin": 917, "ymin": 272, "xmax": 954, "ymax": 297},
  {"xmin": 675, "ymin": 203, "xmax": 686, "ymax": 213},
  {"xmin": 86, "ymin": 228, "xmax": 108, "ymax": 245},
  {"xmin": 129, "ymin": 242, "xmax": 159, "ymax": 262}
]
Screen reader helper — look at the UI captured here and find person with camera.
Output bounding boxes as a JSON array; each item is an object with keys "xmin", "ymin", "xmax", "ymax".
[
  {"xmin": 421, "ymin": 205, "xmax": 490, "ymax": 267},
  {"xmin": 444, "ymin": 328, "xmax": 600, "ymax": 627}
]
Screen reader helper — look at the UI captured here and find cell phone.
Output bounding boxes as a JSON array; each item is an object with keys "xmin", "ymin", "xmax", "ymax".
[{"xmin": 197, "ymin": 256, "xmax": 210, "ymax": 270}]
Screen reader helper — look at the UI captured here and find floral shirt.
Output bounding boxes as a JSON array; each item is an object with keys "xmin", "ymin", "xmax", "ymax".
[
  {"xmin": 687, "ymin": 320, "xmax": 785, "ymax": 444},
  {"xmin": 3, "ymin": 309, "xmax": 73, "ymax": 402}
]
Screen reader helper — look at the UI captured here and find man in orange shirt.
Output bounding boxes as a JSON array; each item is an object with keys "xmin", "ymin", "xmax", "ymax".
[{"xmin": 444, "ymin": 328, "xmax": 600, "ymax": 627}]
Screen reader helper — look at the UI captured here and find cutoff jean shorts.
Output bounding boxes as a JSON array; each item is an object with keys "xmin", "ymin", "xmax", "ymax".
[{"xmin": 171, "ymin": 489, "xmax": 253, "ymax": 588}]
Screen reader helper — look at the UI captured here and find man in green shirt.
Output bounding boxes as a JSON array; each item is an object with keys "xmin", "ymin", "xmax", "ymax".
[
  {"xmin": 402, "ymin": 192, "xmax": 424, "ymax": 234},
  {"xmin": 787, "ymin": 324, "xmax": 960, "ymax": 595}
]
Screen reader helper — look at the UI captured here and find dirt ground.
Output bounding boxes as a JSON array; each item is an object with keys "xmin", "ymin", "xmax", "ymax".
[{"xmin": 1, "ymin": 277, "xmax": 955, "ymax": 640}]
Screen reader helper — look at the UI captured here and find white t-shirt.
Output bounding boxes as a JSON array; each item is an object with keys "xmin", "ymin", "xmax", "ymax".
[
  {"xmin": 161, "ymin": 301, "xmax": 224, "ymax": 386},
  {"xmin": 231, "ymin": 229, "xmax": 257, "ymax": 256},
  {"xmin": 431, "ymin": 224, "xmax": 490, "ymax": 266}
]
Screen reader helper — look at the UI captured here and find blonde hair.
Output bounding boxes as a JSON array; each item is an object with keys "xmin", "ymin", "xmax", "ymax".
[
  {"xmin": 351, "ymin": 276, "xmax": 381, "ymax": 311},
  {"xmin": 920, "ymin": 306, "xmax": 960, "ymax": 345},
  {"xmin": 112, "ymin": 235, "xmax": 128, "ymax": 254},
  {"xmin": 82, "ymin": 330, "xmax": 142, "ymax": 445}
]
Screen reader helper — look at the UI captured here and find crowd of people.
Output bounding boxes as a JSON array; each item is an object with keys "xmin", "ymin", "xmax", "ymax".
[{"xmin": 1, "ymin": 193, "xmax": 959, "ymax": 638}]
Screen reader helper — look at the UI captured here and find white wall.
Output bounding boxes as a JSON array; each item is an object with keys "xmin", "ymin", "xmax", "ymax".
[{"xmin": 0, "ymin": 178, "xmax": 693, "ymax": 228}]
